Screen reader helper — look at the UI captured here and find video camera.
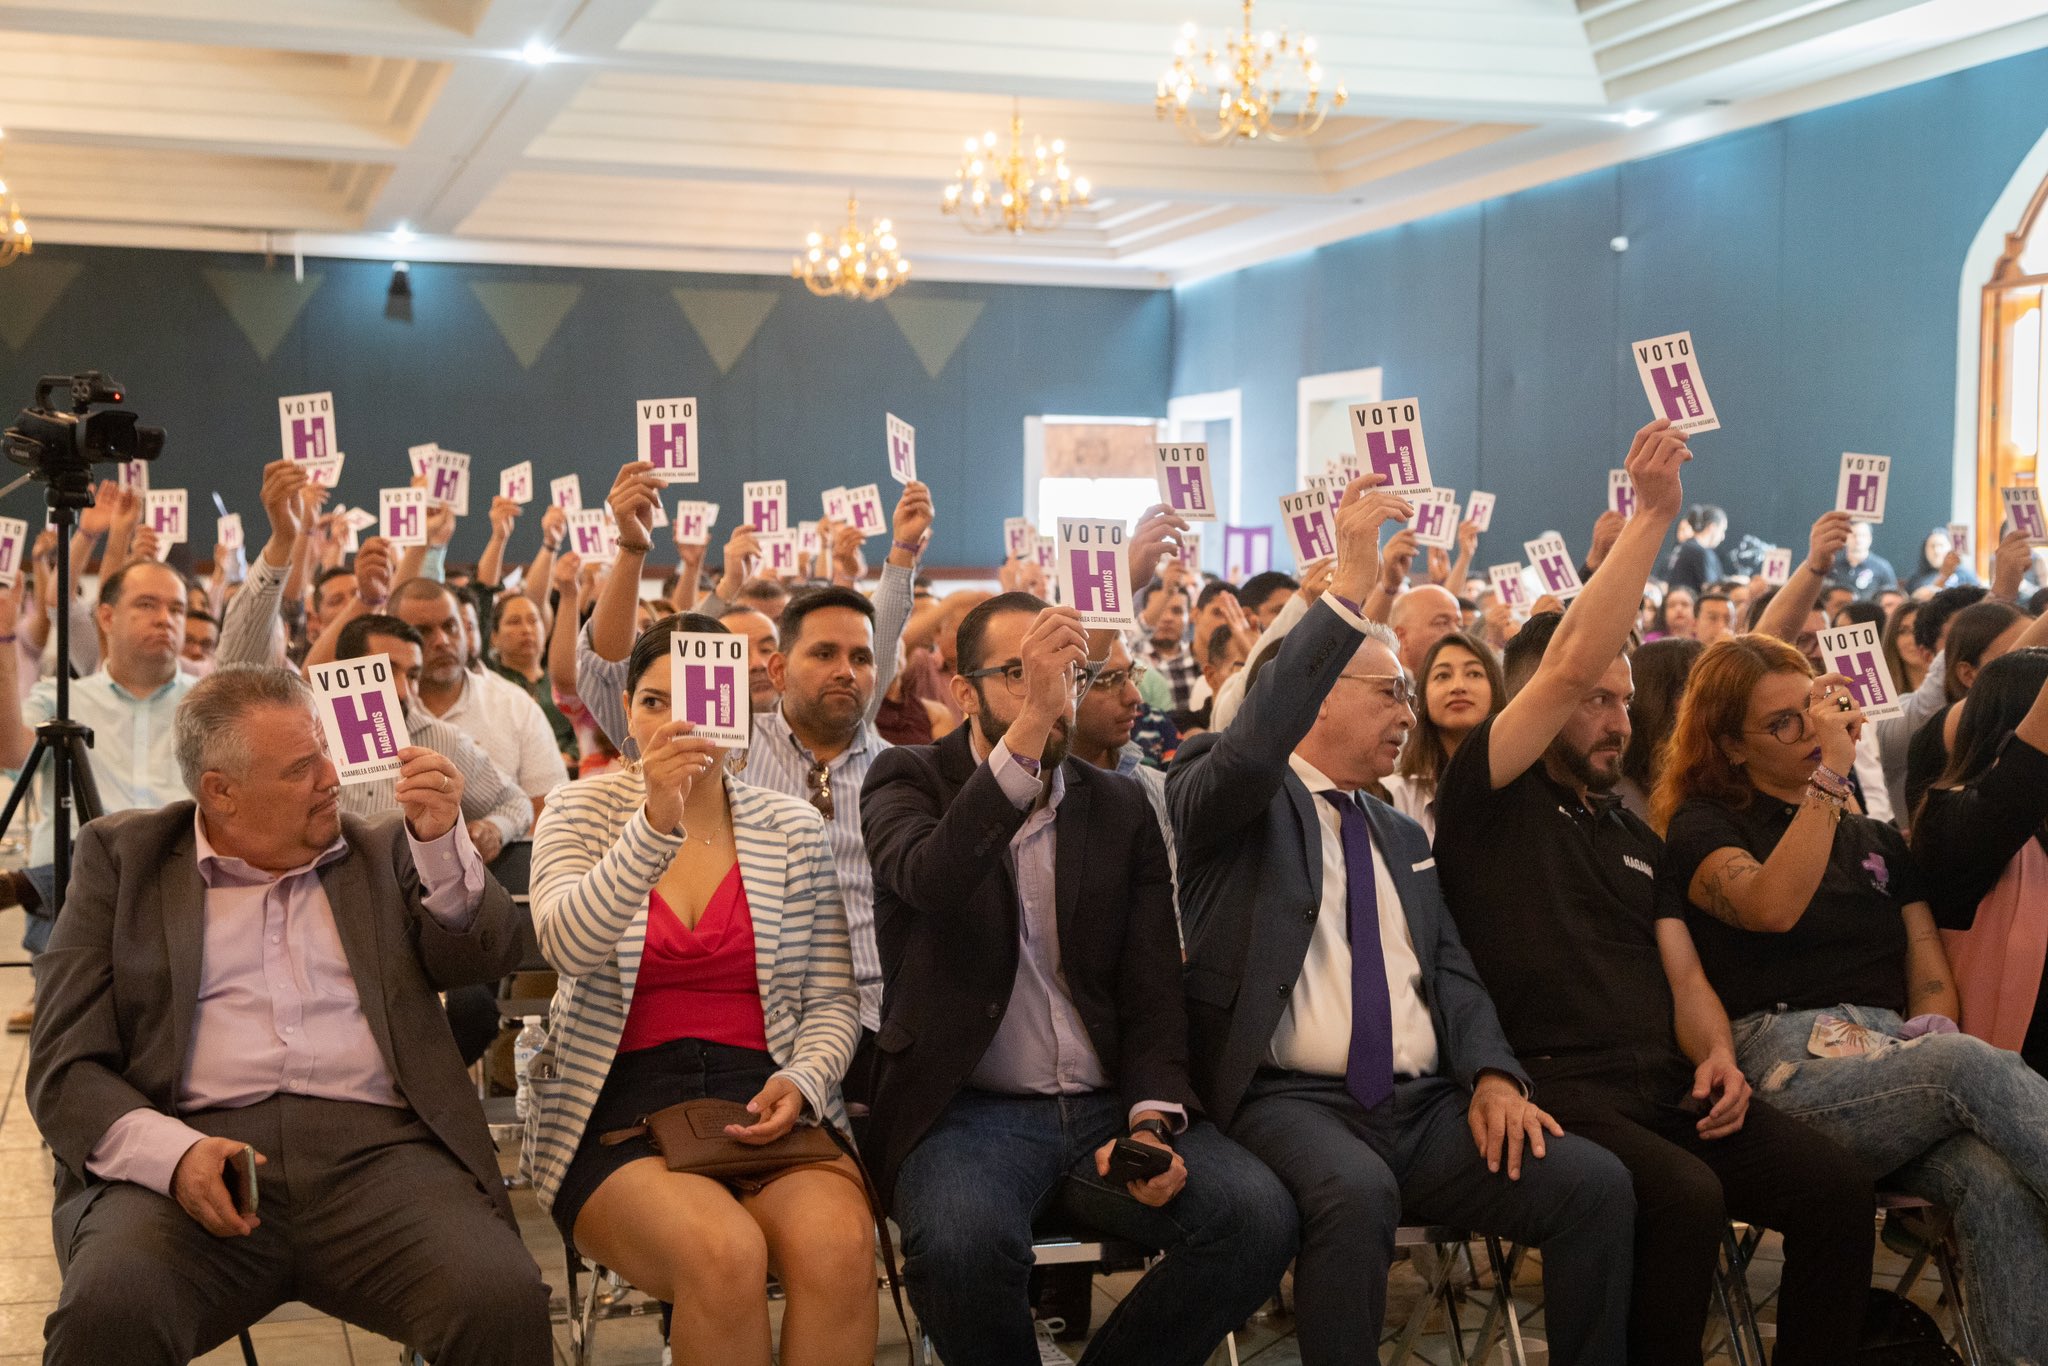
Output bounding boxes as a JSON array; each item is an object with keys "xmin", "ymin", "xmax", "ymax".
[{"xmin": 4, "ymin": 372, "xmax": 164, "ymax": 495}]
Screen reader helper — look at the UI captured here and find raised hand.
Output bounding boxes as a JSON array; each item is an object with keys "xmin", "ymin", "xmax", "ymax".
[
  {"xmin": 1332, "ymin": 474, "xmax": 1415, "ymax": 605},
  {"xmin": 891, "ymin": 480, "xmax": 933, "ymax": 557},
  {"xmin": 1992, "ymin": 527, "xmax": 2032, "ymax": 602},
  {"xmin": 259, "ymin": 460, "xmax": 312, "ymax": 546},
  {"xmin": 606, "ymin": 461, "xmax": 662, "ymax": 547},
  {"xmin": 1586, "ymin": 509, "xmax": 1626, "ymax": 572},
  {"xmin": 717, "ymin": 525, "xmax": 761, "ymax": 600},
  {"xmin": 487, "ymin": 495, "xmax": 521, "ymax": 542},
  {"xmin": 1126, "ymin": 504, "xmax": 1189, "ymax": 594},
  {"xmin": 540, "ymin": 503, "xmax": 568, "ymax": 550},
  {"xmin": 1377, "ymin": 529, "xmax": 1418, "ymax": 598},
  {"xmin": 353, "ymin": 537, "xmax": 395, "ymax": 608},
  {"xmin": 1017, "ymin": 606, "xmax": 1089, "ymax": 726},
  {"xmin": 640, "ymin": 718, "xmax": 721, "ymax": 835},
  {"xmin": 1805, "ymin": 511, "xmax": 1854, "ymax": 575},
  {"xmin": 1620, "ymin": 418, "xmax": 1690, "ymax": 522},
  {"xmin": 394, "ymin": 746, "xmax": 463, "ymax": 841},
  {"xmin": 551, "ymin": 550, "xmax": 583, "ymax": 597},
  {"xmin": 1806, "ymin": 672, "xmax": 1866, "ymax": 773}
]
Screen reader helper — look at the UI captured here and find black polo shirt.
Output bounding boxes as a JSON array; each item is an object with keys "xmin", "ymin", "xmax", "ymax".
[
  {"xmin": 1434, "ymin": 716, "xmax": 1681, "ymax": 1062},
  {"xmin": 1660, "ymin": 796, "xmax": 1926, "ymax": 1019}
]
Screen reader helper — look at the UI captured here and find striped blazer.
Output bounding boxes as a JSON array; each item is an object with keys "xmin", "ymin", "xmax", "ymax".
[{"xmin": 519, "ymin": 765, "xmax": 859, "ymax": 1210}]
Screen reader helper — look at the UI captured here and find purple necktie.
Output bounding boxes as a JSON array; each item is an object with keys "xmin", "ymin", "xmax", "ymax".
[{"xmin": 1320, "ymin": 790, "xmax": 1396, "ymax": 1111}]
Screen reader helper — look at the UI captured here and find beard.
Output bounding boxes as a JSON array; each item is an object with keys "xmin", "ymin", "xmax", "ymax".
[
  {"xmin": 1550, "ymin": 733, "xmax": 1625, "ymax": 792},
  {"xmin": 977, "ymin": 695, "xmax": 1072, "ymax": 770}
]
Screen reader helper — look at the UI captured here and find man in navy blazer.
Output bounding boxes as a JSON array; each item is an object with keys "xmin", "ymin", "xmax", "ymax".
[{"xmin": 1168, "ymin": 477, "xmax": 1634, "ymax": 1366}]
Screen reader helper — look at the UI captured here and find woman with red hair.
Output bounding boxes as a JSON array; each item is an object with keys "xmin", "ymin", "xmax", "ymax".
[{"xmin": 1653, "ymin": 634, "xmax": 2048, "ymax": 1362}]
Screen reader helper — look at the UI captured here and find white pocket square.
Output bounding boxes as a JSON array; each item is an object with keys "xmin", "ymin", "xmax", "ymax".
[{"xmin": 1411, "ymin": 857, "xmax": 1436, "ymax": 871}]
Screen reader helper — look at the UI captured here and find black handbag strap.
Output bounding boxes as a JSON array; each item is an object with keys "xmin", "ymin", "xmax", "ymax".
[{"xmin": 823, "ymin": 1124, "xmax": 915, "ymax": 1365}]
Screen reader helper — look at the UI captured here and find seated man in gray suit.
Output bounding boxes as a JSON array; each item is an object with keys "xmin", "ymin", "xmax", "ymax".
[
  {"xmin": 1167, "ymin": 475, "xmax": 1635, "ymax": 1366},
  {"xmin": 29, "ymin": 666, "xmax": 549, "ymax": 1366}
]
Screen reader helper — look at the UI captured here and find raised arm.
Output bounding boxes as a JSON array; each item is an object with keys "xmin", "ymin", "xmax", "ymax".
[
  {"xmin": 475, "ymin": 495, "xmax": 519, "ymax": 591},
  {"xmin": 525, "ymin": 504, "xmax": 565, "ymax": 619},
  {"xmin": 217, "ymin": 461, "xmax": 309, "ymax": 669},
  {"xmin": 547, "ymin": 551, "xmax": 583, "ymax": 699},
  {"xmin": 1758, "ymin": 511, "xmax": 1852, "ymax": 646},
  {"xmin": 589, "ymin": 462, "xmax": 662, "ymax": 664},
  {"xmin": 301, "ymin": 537, "xmax": 393, "ymax": 671},
  {"xmin": 1362, "ymin": 529, "xmax": 1417, "ymax": 624},
  {"xmin": 1484, "ymin": 420, "xmax": 1689, "ymax": 788}
]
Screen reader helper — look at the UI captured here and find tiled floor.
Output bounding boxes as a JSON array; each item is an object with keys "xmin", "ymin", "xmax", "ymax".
[{"xmin": 0, "ymin": 903, "xmax": 1960, "ymax": 1364}]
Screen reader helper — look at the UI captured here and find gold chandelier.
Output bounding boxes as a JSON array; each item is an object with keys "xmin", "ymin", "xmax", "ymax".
[
  {"xmin": 0, "ymin": 131, "xmax": 30, "ymax": 268},
  {"xmin": 941, "ymin": 105, "xmax": 1090, "ymax": 235},
  {"xmin": 792, "ymin": 194, "xmax": 908, "ymax": 301},
  {"xmin": 1156, "ymin": 0, "xmax": 1346, "ymax": 145}
]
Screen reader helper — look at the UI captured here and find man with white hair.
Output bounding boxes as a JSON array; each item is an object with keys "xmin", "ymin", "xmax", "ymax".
[{"xmin": 28, "ymin": 665, "xmax": 547, "ymax": 1366}]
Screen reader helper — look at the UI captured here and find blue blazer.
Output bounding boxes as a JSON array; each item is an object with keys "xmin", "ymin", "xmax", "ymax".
[{"xmin": 1166, "ymin": 600, "xmax": 1530, "ymax": 1128}]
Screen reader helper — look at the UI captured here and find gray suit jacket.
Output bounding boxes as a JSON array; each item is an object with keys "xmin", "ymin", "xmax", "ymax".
[
  {"xmin": 1166, "ymin": 600, "xmax": 1529, "ymax": 1129},
  {"xmin": 28, "ymin": 802, "xmax": 526, "ymax": 1259}
]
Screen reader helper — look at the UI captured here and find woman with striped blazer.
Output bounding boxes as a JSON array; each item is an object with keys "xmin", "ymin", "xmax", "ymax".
[{"xmin": 523, "ymin": 614, "xmax": 872, "ymax": 1366}]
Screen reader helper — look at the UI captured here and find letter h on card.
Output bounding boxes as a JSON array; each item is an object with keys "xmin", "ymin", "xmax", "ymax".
[
  {"xmin": 1838, "ymin": 648, "xmax": 1890, "ymax": 711},
  {"xmin": 1649, "ymin": 362, "xmax": 1702, "ymax": 421},
  {"xmin": 1163, "ymin": 464, "xmax": 1207, "ymax": 512},
  {"xmin": 683, "ymin": 664, "xmax": 733, "ymax": 728},
  {"xmin": 332, "ymin": 693, "xmax": 397, "ymax": 765},
  {"xmin": 1069, "ymin": 549, "xmax": 1120, "ymax": 612}
]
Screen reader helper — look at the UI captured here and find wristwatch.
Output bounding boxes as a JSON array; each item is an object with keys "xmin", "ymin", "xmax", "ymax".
[{"xmin": 1130, "ymin": 1117, "xmax": 1174, "ymax": 1146}]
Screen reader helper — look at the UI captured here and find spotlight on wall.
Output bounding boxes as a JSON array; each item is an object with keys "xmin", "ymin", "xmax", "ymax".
[{"xmin": 385, "ymin": 260, "xmax": 413, "ymax": 321}]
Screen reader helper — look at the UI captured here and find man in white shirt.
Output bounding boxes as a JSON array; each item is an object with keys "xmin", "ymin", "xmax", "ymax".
[{"xmin": 1167, "ymin": 475, "xmax": 1633, "ymax": 1366}]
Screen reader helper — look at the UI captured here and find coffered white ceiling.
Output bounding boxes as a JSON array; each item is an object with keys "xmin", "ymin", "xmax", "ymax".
[{"xmin": 1, "ymin": 0, "xmax": 2045, "ymax": 287}]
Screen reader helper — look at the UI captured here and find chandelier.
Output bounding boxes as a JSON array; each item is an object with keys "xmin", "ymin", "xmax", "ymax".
[
  {"xmin": 0, "ymin": 132, "xmax": 29, "ymax": 268},
  {"xmin": 941, "ymin": 105, "xmax": 1090, "ymax": 235},
  {"xmin": 1156, "ymin": 0, "xmax": 1346, "ymax": 145},
  {"xmin": 792, "ymin": 194, "xmax": 908, "ymax": 301}
]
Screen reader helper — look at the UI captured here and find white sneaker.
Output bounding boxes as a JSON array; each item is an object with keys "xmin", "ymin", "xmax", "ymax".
[{"xmin": 1033, "ymin": 1317, "xmax": 1071, "ymax": 1364}]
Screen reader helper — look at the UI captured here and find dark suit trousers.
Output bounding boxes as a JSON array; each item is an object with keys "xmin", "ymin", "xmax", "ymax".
[
  {"xmin": 1526, "ymin": 1053, "xmax": 1875, "ymax": 1366},
  {"xmin": 1229, "ymin": 1071, "xmax": 1634, "ymax": 1366},
  {"xmin": 45, "ymin": 1095, "xmax": 550, "ymax": 1366}
]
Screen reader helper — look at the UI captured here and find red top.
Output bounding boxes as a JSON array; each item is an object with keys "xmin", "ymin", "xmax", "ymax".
[{"xmin": 618, "ymin": 866, "xmax": 769, "ymax": 1054}]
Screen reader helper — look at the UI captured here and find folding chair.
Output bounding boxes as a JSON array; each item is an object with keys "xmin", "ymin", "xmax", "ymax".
[
  {"xmin": 1877, "ymin": 1192, "xmax": 1987, "ymax": 1366},
  {"xmin": 1382, "ymin": 1226, "xmax": 1529, "ymax": 1366}
]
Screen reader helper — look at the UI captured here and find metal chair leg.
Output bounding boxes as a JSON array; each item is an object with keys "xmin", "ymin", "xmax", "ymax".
[
  {"xmin": 238, "ymin": 1329, "xmax": 260, "ymax": 1366},
  {"xmin": 1463, "ymin": 1238, "xmax": 1526, "ymax": 1365},
  {"xmin": 1713, "ymin": 1225, "xmax": 1766, "ymax": 1366},
  {"xmin": 1932, "ymin": 1226, "xmax": 1988, "ymax": 1366},
  {"xmin": 1385, "ymin": 1239, "xmax": 1463, "ymax": 1363}
]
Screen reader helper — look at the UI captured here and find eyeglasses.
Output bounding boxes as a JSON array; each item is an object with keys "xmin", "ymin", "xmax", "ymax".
[
  {"xmin": 961, "ymin": 663, "xmax": 1088, "ymax": 699},
  {"xmin": 1086, "ymin": 662, "xmax": 1149, "ymax": 694},
  {"xmin": 1333, "ymin": 672, "xmax": 1414, "ymax": 708},
  {"xmin": 1745, "ymin": 710, "xmax": 1813, "ymax": 745}
]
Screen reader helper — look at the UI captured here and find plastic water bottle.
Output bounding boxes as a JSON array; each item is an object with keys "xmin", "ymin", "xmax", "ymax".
[{"xmin": 514, "ymin": 1018, "xmax": 546, "ymax": 1121}]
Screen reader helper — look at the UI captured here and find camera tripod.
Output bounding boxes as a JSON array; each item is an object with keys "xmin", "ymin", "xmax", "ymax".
[{"xmin": 0, "ymin": 464, "xmax": 104, "ymax": 926}]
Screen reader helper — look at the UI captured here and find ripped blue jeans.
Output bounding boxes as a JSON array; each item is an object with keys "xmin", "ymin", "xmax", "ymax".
[{"xmin": 1733, "ymin": 1003, "xmax": 2048, "ymax": 1365}]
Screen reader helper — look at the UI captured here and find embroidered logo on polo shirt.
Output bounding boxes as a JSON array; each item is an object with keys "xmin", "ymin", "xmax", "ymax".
[{"xmin": 1623, "ymin": 854, "xmax": 1654, "ymax": 878}]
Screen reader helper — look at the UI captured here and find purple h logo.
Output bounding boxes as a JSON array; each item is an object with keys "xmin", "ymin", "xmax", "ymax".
[
  {"xmin": 289, "ymin": 416, "xmax": 329, "ymax": 461},
  {"xmin": 751, "ymin": 500, "xmax": 776, "ymax": 531},
  {"xmin": 1839, "ymin": 649, "xmax": 1888, "ymax": 709},
  {"xmin": 1649, "ymin": 363, "xmax": 1703, "ymax": 420},
  {"xmin": 332, "ymin": 691, "xmax": 399, "ymax": 764},
  {"xmin": 1068, "ymin": 549, "xmax": 1120, "ymax": 612},
  {"xmin": 1845, "ymin": 474, "xmax": 1881, "ymax": 514},
  {"xmin": 151, "ymin": 504, "xmax": 179, "ymax": 535},
  {"xmin": 1614, "ymin": 485, "xmax": 1637, "ymax": 519},
  {"xmin": 2015, "ymin": 500, "xmax": 2046, "ymax": 540},
  {"xmin": 1292, "ymin": 512, "xmax": 1334, "ymax": 561},
  {"xmin": 1415, "ymin": 502, "xmax": 1447, "ymax": 541},
  {"xmin": 389, "ymin": 505, "xmax": 418, "ymax": 539},
  {"xmin": 573, "ymin": 524, "xmax": 603, "ymax": 556},
  {"xmin": 650, "ymin": 423, "xmax": 689, "ymax": 470},
  {"xmin": 1535, "ymin": 553, "xmax": 1574, "ymax": 594},
  {"xmin": 852, "ymin": 500, "xmax": 878, "ymax": 532},
  {"xmin": 0, "ymin": 535, "xmax": 16, "ymax": 574},
  {"xmin": 1364, "ymin": 429, "xmax": 1418, "ymax": 485},
  {"xmin": 430, "ymin": 466, "xmax": 461, "ymax": 504},
  {"xmin": 682, "ymin": 664, "xmax": 734, "ymax": 728},
  {"xmin": 680, "ymin": 513, "xmax": 705, "ymax": 541},
  {"xmin": 1164, "ymin": 465, "xmax": 1207, "ymax": 512},
  {"xmin": 1499, "ymin": 576, "xmax": 1527, "ymax": 608}
]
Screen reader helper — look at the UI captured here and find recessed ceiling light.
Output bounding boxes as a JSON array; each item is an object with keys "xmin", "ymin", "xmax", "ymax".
[
  {"xmin": 391, "ymin": 224, "xmax": 416, "ymax": 244},
  {"xmin": 1618, "ymin": 109, "xmax": 1657, "ymax": 128},
  {"xmin": 520, "ymin": 38, "xmax": 557, "ymax": 66}
]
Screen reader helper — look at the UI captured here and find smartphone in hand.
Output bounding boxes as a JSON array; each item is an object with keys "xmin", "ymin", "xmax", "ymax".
[
  {"xmin": 222, "ymin": 1144, "xmax": 259, "ymax": 1215},
  {"xmin": 1104, "ymin": 1138, "xmax": 1172, "ymax": 1187}
]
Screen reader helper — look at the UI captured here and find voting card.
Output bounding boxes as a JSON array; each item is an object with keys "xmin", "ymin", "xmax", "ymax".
[
  {"xmin": 116, "ymin": 460, "xmax": 148, "ymax": 495},
  {"xmin": 1033, "ymin": 536, "xmax": 1055, "ymax": 575},
  {"xmin": 669, "ymin": 632, "xmax": 750, "ymax": 746},
  {"xmin": 1347, "ymin": 398, "xmax": 1433, "ymax": 493},
  {"xmin": 500, "ymin": 462, "xmax": 534, "ymax": 505},
  {"xmin": 567, "ymin": 508, "xmax": 614, "ymax": 565},
  {"xmin": 1410, "ymin": 488, "xmax": 1460, "ymax": 551},
  {"xmin": 1523, "ymin": 533, "xmax": 1584, "ymax": 601},
  {"xmin": 342, "ymin": 506, "xmax": 375, "ymax": 554},
  {"xmin": 1279, "ymin": 489, "xmax": 1337, "ymax": 565},
  {"xmin": 1762, "ymin": 547, "xmax": 1793, "ymax": 586},
  {"xmin": 1156, "ymin": 443, "xmax": 1218, "ymax": 522},
  {"xmin": 0, "ymin": 518, "xmax": 27, "ymax": 589},
  {"xmin": 2004, "ymin": 487, "xmax": 2048, "ymax": 545},
  {"xmin": 1056, "ymin": 519, "xmax": 1134, "ymax": 629},
  {"xmin": 1632, "ymin": 331, "xmax": 1720, "ymax": 435},
  {"xmin": 423, "ymin": 448, "xmax": 471, "ymax": 517},
  {"xmin": 638, "ymin": 397, "xmax": 699, "ymax": 484},
  {"xmin": 844, "ymin": 483, "xmax": 887, "ymax": 540},
  {"xmin": 1608, "ymin": 469, "xmax": 1637, "ymax": 520},
  {"xmin": 1946, "ymin": 523, "xmax": 1971, "ymax": 559},
  {"xmin": 823, "ymin": 486, "xmax": 854, "ymax": 526},
  {"xmin": 759, "ymin": 529, "xmax": 800, "ymax": 578},
  {"xmin": 674, "ymin": 501, "xmax": 715, "ymax": 546},
  {"xmin": 886, "ymin": 413, "xmax": 916, "ymax": 485},
  {"xmin": 1836, "ymin": 453, "xmax": 1890, "ymax": 524},
  {"xmin": 743, "ymin": 480, "xmax": 788, "ymax": 533},
  {"xmin": 1489, "ymin": 563, "xmax": 1532, "ymax": 616},
  {"xmin": 1004, "ymin": 516, "xmax": 1036, "ymax": 562},
  {"xmin": 408, "ymin": 443, "xmax": 438, "ymax": 479},
  {"xmin": 303, "ymin": 452, "xmax": 344, "ymax": 489},
  {"xmin": 797, "ymin": 520, "xmax": 820, "ymax": 561},
  {"xmin": 1818, "ymin": 621, "xmax": 1904, "ymax": 721},
  {"xmin": 550, "ymin": 475, "xmax": 582, "ymax": 513},
  {"xmin": 145, "ymin": 489, "xmax": 188, "ymax": 546},
  {"xmin": 1224, "ymin": 526, "xmax": 1272, "ymax": 581},
  {"xmin": 1464, "ymin": 492, "xmax": 1496, "ymax": 533},
  {"xmin": 380, "ymin": 488, "xmax": 427, "ymax": 548},
  {"xmin": 309, "ymin": 655, "xmax": 413, "ymax": 785},
  {"xmin": 279, "ymin": 392, "xmax": 336, "ymax": 463},
  {"xmin": 216, "ymin": 513, "xmax": 243, "ymax": 554}
]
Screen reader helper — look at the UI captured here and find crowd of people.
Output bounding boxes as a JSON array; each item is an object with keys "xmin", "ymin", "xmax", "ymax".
[{"xmin": 14, "ymin": 414, "xmax": 2048, "ymax": 1366}]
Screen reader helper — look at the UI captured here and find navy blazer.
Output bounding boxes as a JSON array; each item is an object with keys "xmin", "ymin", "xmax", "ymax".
[{"xmin": 1166, "ymin": 600, "xmax": 1530, "ymax": 1128}]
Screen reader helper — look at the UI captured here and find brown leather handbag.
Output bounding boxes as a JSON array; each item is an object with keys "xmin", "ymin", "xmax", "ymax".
[{"xmin": 599, "ymin": 1098, "xmax": 841, "ymax": 1181}]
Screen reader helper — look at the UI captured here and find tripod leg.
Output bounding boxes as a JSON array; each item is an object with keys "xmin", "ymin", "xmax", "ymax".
[
  {"xmin": 62, "ymin": 732, "xmax": 101, "ymax": 825},
  {"xmin": 0, "ymin": 737, "xmax": 51, "ymax": 845}
]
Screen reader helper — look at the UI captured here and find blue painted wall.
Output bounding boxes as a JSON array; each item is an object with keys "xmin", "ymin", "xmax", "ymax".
[
  {"xmin": 1172, "ymin": 45, "xmax": 2048, "ymax": 572},
  {"xmin": 0, "ymin": 254, "xmax": 1171, "ymax": 564}
]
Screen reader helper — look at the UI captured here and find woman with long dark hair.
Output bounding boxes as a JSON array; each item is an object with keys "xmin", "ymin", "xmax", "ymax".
[
  {"xmin": 1382, "ymin": 630, "xmax": 1504, "ymax": 838},
  {"xmin": 1654, "ymin": 634, "xmax": 2048, "ymax": 1362},
  {"xmin": 1913, "ymin": 648, "xmax": 2048, "ymax": 1074},
  {"xmin": 1615, "ymin": 636, "xmax": 1702, "ymax": 822}
]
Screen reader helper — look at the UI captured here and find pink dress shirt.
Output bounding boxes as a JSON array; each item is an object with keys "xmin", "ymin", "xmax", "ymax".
[{"xmin": 84, "ymin": 811, "xmax": 486, "ymax": 1196}]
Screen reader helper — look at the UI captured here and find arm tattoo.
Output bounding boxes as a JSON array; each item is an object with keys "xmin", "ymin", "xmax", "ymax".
[
  {"xmin": 1699, "ymin": 854, "xmax": 1763, "ymax": 930},
  {"xmin": 1913, "ymin": 977, "xmax": 1948, "ymax": 1004}
]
